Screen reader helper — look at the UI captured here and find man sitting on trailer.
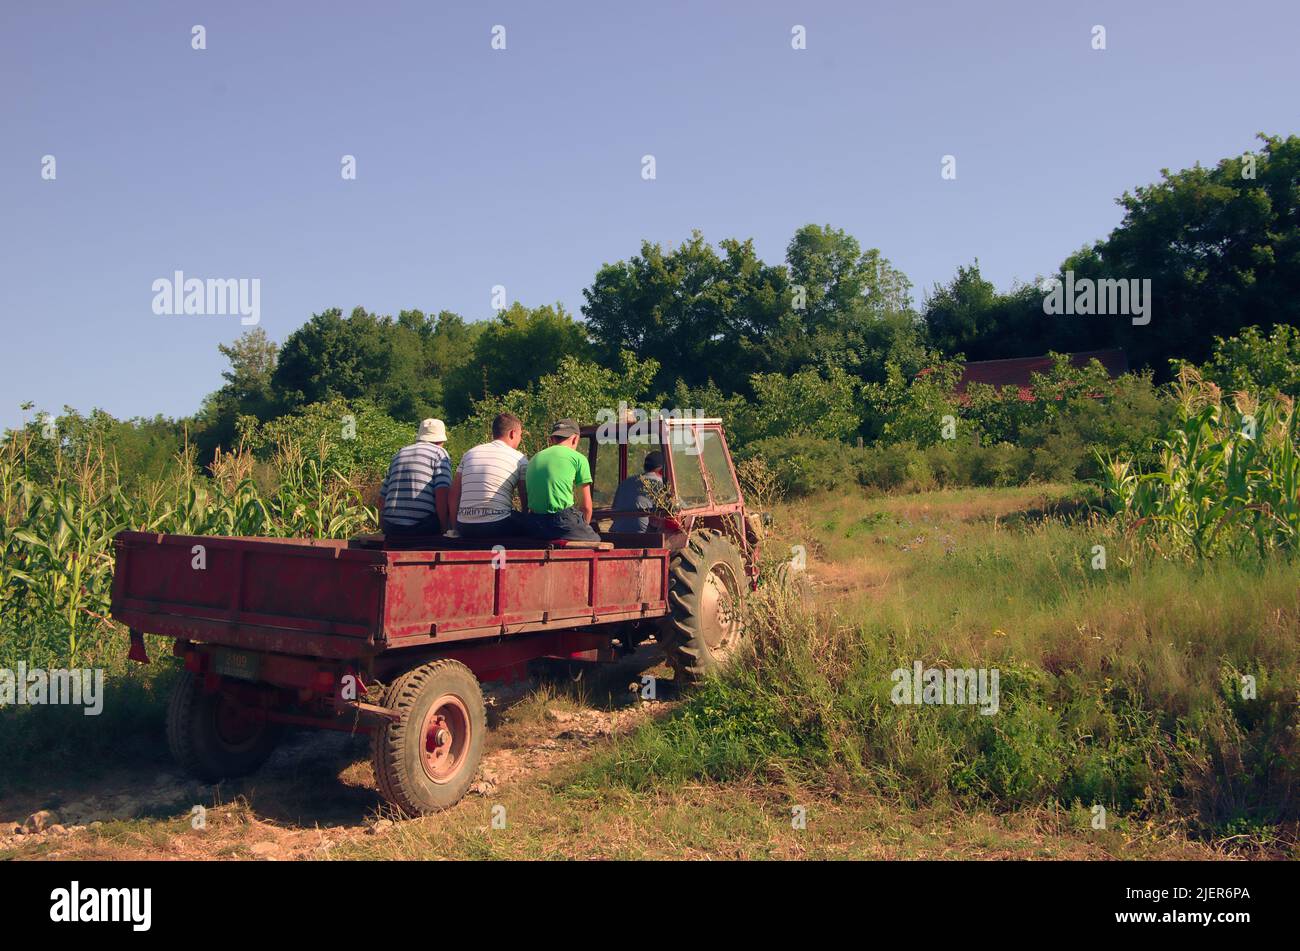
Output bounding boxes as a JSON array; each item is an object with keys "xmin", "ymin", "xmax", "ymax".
[
  {"xmin": 451, "ymin": 412, "xmax": 531, "ymax": 539},
  {"xmin": 378, "ymin": 418, "xmax": 452, "ymax": 536},
  {"xmin": 610, "ymin": 450, "xmax": 665, "ymax": 533},
  {"xmin": 524, "ymin": 418, "xmax": 600, "ymax": 542}
]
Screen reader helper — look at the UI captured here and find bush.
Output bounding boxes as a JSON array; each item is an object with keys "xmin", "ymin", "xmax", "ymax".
[
  {"xmin": 238, "ymin": 398, "xmax": 411, "ymax": 481},
  {"xmin": 456, "ymin": 351, "xmax": 659, "ymax": 459},
  {"xmin": 744, "ymin": 366, "xmax": 864, "ymax": 442},
  {"xmin": 739, "ymin": 437, "xmax": 855, "ymax": 496},
  {"xmin": 1192, "ymin": 324, "xmax": 1300, "ymax": 399},
  {"xmin": 740, "ymin": 437, "xmax": 1040, "ymax": 497}
]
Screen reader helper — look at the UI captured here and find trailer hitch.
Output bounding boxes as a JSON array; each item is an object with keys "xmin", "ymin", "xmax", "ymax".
[{"xmin": 344, "ymin": 700, "xmax": 401, "ymax": 726}]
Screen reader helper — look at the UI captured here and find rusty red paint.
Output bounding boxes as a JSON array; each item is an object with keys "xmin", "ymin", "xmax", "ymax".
[{"xmin": 112, "ymin": 532, "xmax": 672, "ymax": 668}]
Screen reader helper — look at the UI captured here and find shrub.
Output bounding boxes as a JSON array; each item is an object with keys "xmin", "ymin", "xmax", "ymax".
[
  {"xmin": 740, "ymin": 437, "xmax": 1044, "ymax": 497},
  {"xmin": 1192, "ymin": 324, "xmax": 1300, "ymax": 399},
  {"xmin": 238, "ymin": 397, "xmax": 412, "ymax": 480}
]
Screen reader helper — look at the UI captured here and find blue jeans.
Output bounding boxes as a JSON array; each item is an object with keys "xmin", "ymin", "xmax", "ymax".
[
  {"xmin": 456, "ymin": 511, "xmax": 529, "ymax": 539},
  {"xmin": 527, "ymin": 507, "xmax": 599, "ymax": 541},
  {"xmin": 382, "ymin": 512, "xmax": 441, "ymax": 536}
]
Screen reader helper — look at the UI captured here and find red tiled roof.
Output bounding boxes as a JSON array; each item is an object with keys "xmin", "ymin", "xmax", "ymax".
[{"xmin": 953, "ymin": 349, "xmax": 1128, "ymax": 401}]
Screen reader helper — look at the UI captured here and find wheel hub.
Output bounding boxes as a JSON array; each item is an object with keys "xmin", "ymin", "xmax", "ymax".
[
  {"xmin": 700, "ymin": 563, "xmax": 740, "ymax": 654},
  {"xmin": 421, "ymin": 695, "xmax": 472, "ymax": 784},
  {"xmin": 213, "ymin": 695, "xmax": 263, "ymax": 751}
]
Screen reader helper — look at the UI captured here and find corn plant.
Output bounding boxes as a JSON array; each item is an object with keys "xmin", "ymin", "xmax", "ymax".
[
  {"xmin": 1100, "ymin": 368, "xmax": 1300, "ymax": 560},
  {"xmin": 1, "ymin": 429, "xmax": 377, "ymax": 664}
]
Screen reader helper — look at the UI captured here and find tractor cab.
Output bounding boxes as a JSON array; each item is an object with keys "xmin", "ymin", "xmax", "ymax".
[{"xmin": 578, "ymin": 416, "xmax": 762, "ymax": 582}]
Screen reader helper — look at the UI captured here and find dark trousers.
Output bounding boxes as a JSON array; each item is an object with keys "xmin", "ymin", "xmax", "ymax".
[
  {"xmin": 527, "ymin": 507, "xmax": 600, "ymax": 541},
  {"xmin": 456, "ymin": 511, "xmax": 529, "ymax": 539},
  {"xmin": 381, "ymin": 512, "xmax": 441, "ymax": 536}
]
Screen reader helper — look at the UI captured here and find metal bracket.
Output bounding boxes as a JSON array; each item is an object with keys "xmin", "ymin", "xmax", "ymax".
[{"xmin": 347, "ymin": 701, "xmax": 401, "ymax": 724}]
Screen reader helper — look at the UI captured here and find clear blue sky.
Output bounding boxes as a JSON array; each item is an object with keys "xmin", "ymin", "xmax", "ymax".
[{"xmin": 2, "ymin": 0, "xmax": 1296, "ymax": 430}]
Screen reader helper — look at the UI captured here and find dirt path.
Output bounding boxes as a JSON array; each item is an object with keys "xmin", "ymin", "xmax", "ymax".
[{"xmin": 1, "ymin": 649, "xmax": 676, "ymax": 860}]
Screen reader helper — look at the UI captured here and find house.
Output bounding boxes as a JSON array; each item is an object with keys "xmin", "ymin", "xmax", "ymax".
[{"xmin": 952, "ymin": 349, "xmax": 1128, "ymax": 402}]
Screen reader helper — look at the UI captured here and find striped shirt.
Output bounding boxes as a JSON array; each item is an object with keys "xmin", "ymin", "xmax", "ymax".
[
  {"xmin": 456, "ymin": 439, "xmax": 529, "ymax": 524},
  {"xmin": 380, "ymin": 442, "xmax": 452, "ymax": 526}
]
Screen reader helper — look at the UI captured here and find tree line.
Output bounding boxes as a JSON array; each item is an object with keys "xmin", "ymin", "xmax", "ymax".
[{"xmin": 9, "ymin": 134, "xmax": 1299, "ymax": 474}]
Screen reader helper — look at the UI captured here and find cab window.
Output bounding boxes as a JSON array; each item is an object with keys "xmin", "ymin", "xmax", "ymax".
[
  {"xmin": 587, "ymin": 436, "xmax": 621, "ymax": 508},
  {"xmin": 699, "ymin": 429, "xmax": 739, "ymax": 504},
  {"xmin": 670, "ymin": 429, "xmax": 710, "ymax": 506}
]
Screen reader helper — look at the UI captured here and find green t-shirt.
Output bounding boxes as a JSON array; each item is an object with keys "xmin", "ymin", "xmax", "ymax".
[{"xmin": 525, "ymin": 444, "xmax": 592, "ymax": 514}]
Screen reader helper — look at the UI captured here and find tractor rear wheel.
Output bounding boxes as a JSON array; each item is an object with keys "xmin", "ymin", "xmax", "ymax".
[
  {"xmin": 662, "ymin": 528, "xmax": 747, "ymax": 681},
  {"xmin": 371, "ymin": 659, "xmax": 486, "ymax": 815},
  {"xmin": 166, "ymin": 672, "xmax": 282, "ymax": 782}
]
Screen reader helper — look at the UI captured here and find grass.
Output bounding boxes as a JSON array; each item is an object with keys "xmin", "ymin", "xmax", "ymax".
[
  {"xmin": 6, "ymin": 482, "xmax": 1296, "ymax": 859},
  {"xmin": 330, "ymin": 782, "xmax": 1226, "ymax": 861},
  {"xmin": 8, "ymin": 780, "xmax": 1229, "ymax": 861},
  {"xmin": 572, "ymin": 484, "xmax": 1300, "ymax": 852}
]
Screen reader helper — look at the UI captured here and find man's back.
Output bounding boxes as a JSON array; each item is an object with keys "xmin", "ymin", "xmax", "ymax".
[
  {"xmin": 611, "ymin": 472, "xmax": 663, "ymax": 532},
  {"xmin": 381, "ymin": 442, "xmax": 451, "ymax": 527},
  {"xmin": 457, "ymin": 439, "xmax": 528, "ymax": 524},
  {"xmin": 525, "ymin": 444, "xmax": 590, "ymax": 514}
]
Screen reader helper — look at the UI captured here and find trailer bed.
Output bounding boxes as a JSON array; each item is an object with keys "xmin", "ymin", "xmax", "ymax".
[{"xmin": 110, "ymin": 531, "xmax": 672, "ymax": 659}]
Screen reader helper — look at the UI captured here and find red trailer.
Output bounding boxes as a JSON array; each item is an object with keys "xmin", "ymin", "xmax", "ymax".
[{"xmin": 110, "ymin": 418, "xmax": 765, "ymax": 813}]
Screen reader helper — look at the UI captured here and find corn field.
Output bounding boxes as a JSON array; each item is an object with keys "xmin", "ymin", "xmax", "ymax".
[
  {"xmin": 1100, "ymin": 367, "xmax": 1300, "ymax": 560},
  {"xmin": 0, "ymin": 430, "xmax": 376, "ymax": 666}
]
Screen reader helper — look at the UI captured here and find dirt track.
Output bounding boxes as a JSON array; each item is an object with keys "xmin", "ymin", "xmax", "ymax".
[{"xmin": 1, "ymin": 648, "xmax": 674, "ymax": 860}]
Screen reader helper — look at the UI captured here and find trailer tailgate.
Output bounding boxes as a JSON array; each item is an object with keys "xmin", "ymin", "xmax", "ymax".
[{"xmin": 111, "ymin": 531, "xmax": 385, "ymax": 658}]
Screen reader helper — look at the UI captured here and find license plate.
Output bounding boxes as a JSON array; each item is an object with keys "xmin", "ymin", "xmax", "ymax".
[{"xmin": 212, "ymin": 649, "xmax": 261, "ymax": 682}]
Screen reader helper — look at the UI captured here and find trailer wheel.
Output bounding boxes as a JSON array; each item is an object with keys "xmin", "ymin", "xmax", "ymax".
[
  {"xmin": 166, "ymin": 671, "xmax": 282, "ymax": 782},
  {"xmin": 662, "ymin": 528, "xmax": 747, "ymax": 681},
  {"xmin": 371, "ymin": 660, "xmax": 486, "ymax": 815}
]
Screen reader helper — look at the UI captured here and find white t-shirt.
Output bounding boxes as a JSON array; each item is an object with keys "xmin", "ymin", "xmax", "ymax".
[{"xmin": 456, "ymin": 439, "xmax": 529, "ymax": 524}]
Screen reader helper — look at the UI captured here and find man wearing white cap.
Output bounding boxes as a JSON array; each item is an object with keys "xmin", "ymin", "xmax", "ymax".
[{"xmin": 379, "ymin": 418, "xmax": 452, "ymax": 536}]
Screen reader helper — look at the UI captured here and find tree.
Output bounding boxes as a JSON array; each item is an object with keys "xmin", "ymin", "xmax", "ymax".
[
  {"xmin": 861, "ymin": 354, "xmax": 963, "ymax": 446},
  {"xmin": 921, "ymin": 135, "xmax": 1300, "ymax": 372},
  {"xmin": 582, "ymin": 231, "xmax": 793, "ymax": 394},
  {"xmin": 455, "ymin": 351, "xmax": 659, "ymax": 459},
  {"xmin": 1064, "ymin": 133, "xmax": 1300, "ymax": 371},
  {"xmin": 270, "ymin": 307, "xmax": 443, "ymax": 421},
  {"xmin": 582, "ymin": 225, "xmax": 922, "ymax": 395},
  {"xmin": 239, "ymin": 397, "xmax": 412, "ymax": 478},
  {"xmin": 922, "ymin": 262, "xmax": 998, "ymax": 356},
  {"xmin": 784, "ymin": 223, "xmax": 918, "ymax": 380},
  {"xmin": 743, "ymin": 366, "xmax": 863, "ymax": 443},
  {"xmin": 1193, "ymin": 324, "xmax": 1300, "ymax": 398},
  {"xmin": 443, "ymin": 303, "xmax": 591, "ymax": 419},
  {"xmin": 192, "ymin": 329, "xmax": 279, "ymax": 460},
  {"xmin": 922, "ymin": 262, "xmax": 1051, "ymax": 361}
]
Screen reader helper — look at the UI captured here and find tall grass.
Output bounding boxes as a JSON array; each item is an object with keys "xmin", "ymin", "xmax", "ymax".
[
  {"xmin": 0, "ymin": 429, "xmax": 376, "ymax": 667},
  {"xmin": 576, "ymin": 487, "xmax": 1300, "ymax": 843}
]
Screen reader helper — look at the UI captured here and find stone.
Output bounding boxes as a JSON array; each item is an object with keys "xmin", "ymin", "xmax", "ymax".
[{"xmin": 22, "ymin": 810, "xmax": 58, "ymax": 834}]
